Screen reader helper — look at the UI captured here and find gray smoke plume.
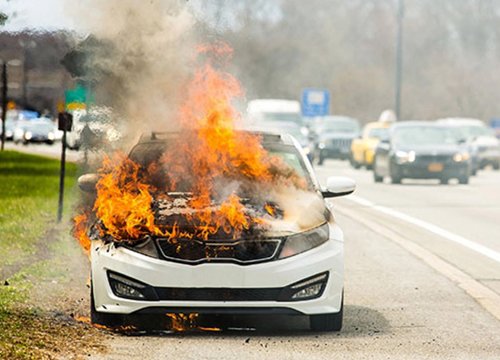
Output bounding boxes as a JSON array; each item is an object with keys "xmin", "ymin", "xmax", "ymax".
[{"xmin": 65, "ymin": 0, "xmax": 198, "ymax": 144}]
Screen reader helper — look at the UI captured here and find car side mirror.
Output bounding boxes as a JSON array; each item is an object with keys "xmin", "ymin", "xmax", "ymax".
[
  {"xmin": 322, "ymin": 176, "xmax": 356, "ymax": 198},
  {"xmin": 78, "ymin": 173, "xmax": 99, "ymax": 193}
]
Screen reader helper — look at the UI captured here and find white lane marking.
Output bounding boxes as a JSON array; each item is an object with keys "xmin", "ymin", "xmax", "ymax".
[
  {"xmin": 337, "ymin": 205, "xmax": 500, "ymax": 321},
  {"xmin": 346, "ymin": 195, "xmax": 500, "ymax": 264}
]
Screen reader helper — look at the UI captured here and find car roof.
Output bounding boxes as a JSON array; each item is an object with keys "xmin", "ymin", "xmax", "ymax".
[
  {"xmin": 364, "ymin": 121, "xmax": 390, "ymax": 129},
  {"xmin": 391, "ymin": 120, "xmax": 437, "ymax": 128},
  {"xmin": 436, "ymin": 118, "xmax": 485, "ymax": 126}
]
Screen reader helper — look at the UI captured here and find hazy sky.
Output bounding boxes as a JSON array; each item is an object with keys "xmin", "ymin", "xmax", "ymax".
[{"xmin": 2, "ymin": 0, "xmax": 75, "ymax": 31}]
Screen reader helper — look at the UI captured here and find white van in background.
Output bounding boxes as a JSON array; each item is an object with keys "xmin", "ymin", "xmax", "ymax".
[
  {"xmin": 246, "ymin": 99, "xmax": 314, "ymax": 160},
  {"xmin": 247, "ymin": 99, "xmax": 303, "ymax": 127}
]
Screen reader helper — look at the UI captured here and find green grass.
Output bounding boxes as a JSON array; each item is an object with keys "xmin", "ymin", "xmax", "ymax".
[
  {"xmin": 0, "ymin": 150, "xmax": 96, "ymax": 360},
  {"xmin": 0, "ymin": 150, "xmax": 78, "ymax": 266}
]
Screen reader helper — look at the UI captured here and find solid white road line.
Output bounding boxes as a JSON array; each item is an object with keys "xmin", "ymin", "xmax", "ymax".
[
  {"xmin": 346, "ymin": 195, "xmax": 500, "ymax": 264},
  {"xmin": 337, "ymin": 203, "xmax": 500, "ymax": 321}
]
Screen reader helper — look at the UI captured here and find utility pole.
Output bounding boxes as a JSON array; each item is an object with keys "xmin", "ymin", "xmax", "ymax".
[
  {"xmin": 395, "ymin": 0, "xmax": 404, "ymax": 120},
  {"xmin": 1, "ymin": 62, "xmax": 7, "ymax": 151}
]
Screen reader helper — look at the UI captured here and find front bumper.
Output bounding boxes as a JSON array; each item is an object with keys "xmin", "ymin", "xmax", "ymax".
[
  {"xmin": 394, "ymin": 160, "xmax": 469, "ymax": 179},
  {"xmin": 91, "ymin": 226, "xmax": 344, "ymax": 316},
  {"xmin": 320, "ymin": 147, "xmax": 350, "ymax": 159}
]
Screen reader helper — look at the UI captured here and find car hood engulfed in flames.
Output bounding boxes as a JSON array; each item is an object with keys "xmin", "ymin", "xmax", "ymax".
[{"xmin": 74, "ymin": 45, "xmax": 328, "ymax": 257}]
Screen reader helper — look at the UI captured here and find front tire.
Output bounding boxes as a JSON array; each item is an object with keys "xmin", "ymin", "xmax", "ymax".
[
  {"xmin": 318, "ymin": 152, "xmax": 325, "ymax": 165},
  {"xmin": 90, "ymin": 285, "xmax": 124, "ymax": 328},
  {"xmin": 390, "ymin": 164, "xmax": 402, "ymax": 184},
  {"xmin": 310, "ymin": 295, "xmax": 343, "ymax": 332},
  {"xmin": 458, "ymin": 175, "xmax": 469, "ymax": 184}
]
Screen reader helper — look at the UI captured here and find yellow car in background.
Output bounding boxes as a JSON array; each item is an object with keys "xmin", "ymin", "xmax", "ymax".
[{"xmin": 350, "ymin": 122, "xmax": 390, "ymax": 169}]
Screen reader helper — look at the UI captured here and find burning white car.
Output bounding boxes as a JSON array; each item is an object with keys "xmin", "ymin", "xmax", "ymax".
[{"xmin": 77, "ymin": 130, "xmax": 355, "ymax": 332}]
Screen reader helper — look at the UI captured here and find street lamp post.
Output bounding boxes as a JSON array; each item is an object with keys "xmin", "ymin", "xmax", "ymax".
[
  {"xmin": 19, "ymin": 39, "xmax": 36, "ymax": 108},
  {"xmin": 1, "ymin": 61, "xmax": 7, "ymax": 151},
  {"xmin": 395, "ymin": 0, "xmax": 404, "ymax": 120},
  {"xmin": 0, "ymin": 59, "xmax": 22, "ymax": 151}
]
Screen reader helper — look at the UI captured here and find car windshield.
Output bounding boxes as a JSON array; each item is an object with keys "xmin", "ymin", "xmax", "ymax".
[
  {"xmin": 129, "ymin": 141, "xmax": 313, "ymax": 192},
  {"xmin": 461, "ymin": 125, "xmax": 495, "ymax": 138},
  {"xmin": 319, "ymin": 119, "xmax": 359, "ymax": 133},
  {"xmin": 393, "ymin": 126, "xmax": 458, "ymax": 146},
  {"xmin": 367, "ymin": 127, "xmax": 389, "ymax": 139}
]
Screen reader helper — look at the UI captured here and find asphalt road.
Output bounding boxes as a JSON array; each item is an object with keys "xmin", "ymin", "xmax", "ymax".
[{"xmin": 88, "ymin": 159, "xmax": 500, "ymax": 360}]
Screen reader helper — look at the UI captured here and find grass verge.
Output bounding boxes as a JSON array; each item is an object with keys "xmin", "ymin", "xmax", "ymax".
[{"xmin": 0, "ymin": 150, "xmax": 104, "ymax": 359}]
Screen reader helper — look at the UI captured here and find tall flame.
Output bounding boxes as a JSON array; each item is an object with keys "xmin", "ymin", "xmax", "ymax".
[{"xmin": 74, "ymin": 43, "xmax": 306, "ymax": 248}]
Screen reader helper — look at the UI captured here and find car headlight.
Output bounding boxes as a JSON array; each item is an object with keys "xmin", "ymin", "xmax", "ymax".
[
  {"xmin": 6, "ymin": 130, "xmax": 13, "ymax": 137},
  {"xmin": 279, "ymin": 223, "xmax": 329, "ymax": 259},
  {"xmin": 318, "ymin": 142, "xmax": 325, "ymax": 149},
  {"xmin": 395, "ymin": 150, "xmax": 416, "ymax": 164},
  {"xmin": 24, "ymin": 131, "xmax": 32, "ymax": 140},
  {"xmin": 453, "ymin": 152, "xmax": 470, "ymax": 162},
  {"xmin": 122, "ymin": 236, "xmax": 160, "ymax": 258},
  {"xmin": 48, "ymin": 132, "xmax": 55, "ymax": 140}
]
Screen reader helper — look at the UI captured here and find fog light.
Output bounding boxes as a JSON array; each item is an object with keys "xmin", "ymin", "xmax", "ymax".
[
  {"xmin": 113, "ymin": 281, "xmax": 145, "ymax": 299},
  {"xmin": 292, "ymin": 283, "xmax": 322, "ymax": 299},
  {"xmin": 108, "ymin": 272, "xmax": 147, "ymax": 300},
  {"xmin": 277, "ymin": 272, "xmax": 329, "ymax": 301}
]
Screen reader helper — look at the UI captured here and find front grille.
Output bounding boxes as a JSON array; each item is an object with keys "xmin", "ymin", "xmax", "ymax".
[
  {"xmin": 156, "ymin": 238, "xmax": 282, "ymax": 264},
  {"xmin": 329, "ymin": 138, "xmax": 352, "ymax": 150},
  {"xmin": 416, "ymin": 154, "xmax": 453, "ymax": 163},
  {"xmin": 155, "ymin": 287, "xmax": 282, "ymax": 301}
]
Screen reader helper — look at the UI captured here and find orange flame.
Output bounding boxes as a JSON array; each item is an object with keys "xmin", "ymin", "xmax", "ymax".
[
  {"xmin": 73, "ymin": 43, "xmax": 306, "ymax": 249},
  {"xmin": 73, "ymin": 213, "xmax": 91, "ymax": 254}
]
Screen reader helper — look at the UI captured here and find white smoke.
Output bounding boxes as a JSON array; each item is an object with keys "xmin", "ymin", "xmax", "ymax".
[{"xmin": 65, "ymin": 0, "xmax": 198, "ymax": 144}]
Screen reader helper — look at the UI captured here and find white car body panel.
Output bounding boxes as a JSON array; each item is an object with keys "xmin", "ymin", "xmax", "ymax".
[{"xmin": 91, "ymin": 223, "xmax": 344, "ymax": 316}]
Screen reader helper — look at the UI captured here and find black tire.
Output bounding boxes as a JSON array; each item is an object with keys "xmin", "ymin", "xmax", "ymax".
[
  {"xmin": 350, "ymin": 156, "xmax": 361, "ymax": 169},
  {"xmin": 493, "ymin": 162, "xmax": 500, "ymax": 170},
  {"xmin": 318, "ymin": 153, "xmax": 325, "ymax": 165},
  {"xmin": 310, "ymin": 295, "xmax": 343, "ymax": 332},
  {"xmin": 373, "ymin": 158, "xmax": 383, "ymax": 183},
  {"xmin": 440, "ymin": 177, "xmax": 449, "ymax": 185},
  {"xmin": 458, "ymin": 175, "xmax": 469, "ymax": 185},
  {"xmin": 90, "ymin": 284, "xmax": 124, "ymax": 328},
  {"xmin": 390, "ymin": 164, "xmax": 402, "ymax": 184}
]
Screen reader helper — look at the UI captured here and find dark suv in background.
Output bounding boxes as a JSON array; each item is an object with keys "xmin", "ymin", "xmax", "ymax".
[
  {"xmin": 314, "ymin": 116, "xmax": 360, "ymax": 165},
  {"xmin": 373, "ymin": 122, "xmax": 471, "ymax": 184}
]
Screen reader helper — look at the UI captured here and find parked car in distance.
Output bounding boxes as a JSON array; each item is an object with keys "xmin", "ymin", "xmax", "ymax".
[
  {"xmin": 314, "ymin": 116, "xmax": 360, "ymax": 165},
  {"xmin": 350, "ymin": 121, "xmax": 390, "ymax": 169},
  {"xmin": 13, "ymin": 118, "xmax": 57, "ymax": 145},
  {"xmin": 80, "ymin": 130, "xmax": 356, "ymax": 332},
  {"xmin": 437, "ymin": 118, "xmax": 500, "ymax": 171},
  {"xmin": 373, "ymin": 122, "xmax": 471, "ymax": 184}
]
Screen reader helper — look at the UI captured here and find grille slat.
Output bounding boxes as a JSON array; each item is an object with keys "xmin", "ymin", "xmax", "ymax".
[
  {"xmin": 156, "ymin": 238, "xmax": 281, "ymax": 264},
  {"xmin": 155, "ymin": 287, "xmax": 282, "ymax": 301},
  {"xmin": 416, "ymin": 154, "xmax": 453, "ymax": 163}
]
